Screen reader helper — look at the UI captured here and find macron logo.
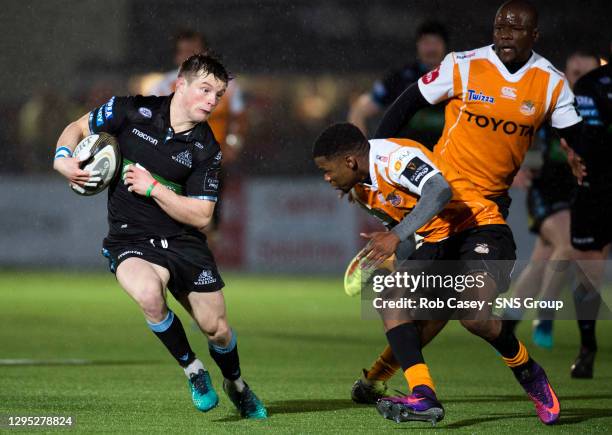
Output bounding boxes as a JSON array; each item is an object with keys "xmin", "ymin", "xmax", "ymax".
[{"xmin": 131, "ymin": 128, "xmax": 158, "ymax": 146}]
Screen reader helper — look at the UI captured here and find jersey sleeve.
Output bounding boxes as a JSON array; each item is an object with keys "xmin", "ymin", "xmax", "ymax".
[
  {"xmin": 417, "ymin": 52, "xmax": 456, "ymax": 104},
  {"xmin": 573, "ymin": 74, "xmax": 607, "ymax": 150},
  {"xmin": 88, "ymin": 96, "xmax": 131, "ymax": 135},
  {"xmin": 550, "ymin": 79, "xmax": 582, "ymax": 129},
  {"xmin": 387, "ymin": 147, "xmax": 441, "ymax": 196},
  {"xmin": 184, "ymin": 148, "xmax": 222, "ymax": 201},
  {"xmin": 574, "ymin": 80, "xmax": 604, "ymax": 127}
]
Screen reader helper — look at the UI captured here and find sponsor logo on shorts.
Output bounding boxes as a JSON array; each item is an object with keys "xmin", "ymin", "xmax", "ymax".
[
  {"xmin": 131, "ymin": 128, "xmax": 159, "ymax": 146},
  {"xmin": 467, "ymin": 89, "xmax": 495, "ymax": 104},
  {"xmin": 474, "ymin": 243, "xmax": 490, "ymax": 254},
  {"xmin": 421, "ymin": 65, "xmax": 440, "ymax": 84},
  {"xmin": 572, "ymin": 236, "xmax": 595, "ymax": 245},
  {"xmin": 519, "ymin": 100, "xmax": 536, "ymax": 116},
  {"xmin": 118, "ymin": 250, "xmax": 143, "ymax": 259},
  {"xmin": 194, "ymin": 270, "xmax": 217, "ymax": 286},
  {"xmin": 194, "ymin": 141, "xmax": 204, "ymax": 149},
  {"xmin": 104, "ymin": 96, "xmax": 115, "ymax": 120},
  {"xmin": 214, "ymin": 151, "xmax": 222, "ymax": 161},
  {"xmin": 501, "ymin": 86, "xmax": 517, "ymax": 100},
  {"xmin": 138, "ymin": 107, "xmax": 152, "ymax": 118},
  {"xmin": 206, "ymin": 177, "xmax": 219, "ymax": 190},
  {"xmin": 172, "ymin": 150, "xmax": 193, "ymax": 168}
]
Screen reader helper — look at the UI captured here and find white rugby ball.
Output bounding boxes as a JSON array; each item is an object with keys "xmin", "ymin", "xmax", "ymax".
[{"xmin": 71, "ymin": 132, "xmax": 121, "ymax": 196}]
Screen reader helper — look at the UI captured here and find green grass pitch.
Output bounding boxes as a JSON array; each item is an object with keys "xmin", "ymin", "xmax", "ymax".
[{"xmin": 1, "ymin": 271, "xmax": 611, "ymax": 433}]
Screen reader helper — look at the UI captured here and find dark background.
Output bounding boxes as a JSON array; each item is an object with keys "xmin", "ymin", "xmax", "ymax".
[{"xmin": 1, "ymin": 0, "xmax": 610, "ymax": 175}]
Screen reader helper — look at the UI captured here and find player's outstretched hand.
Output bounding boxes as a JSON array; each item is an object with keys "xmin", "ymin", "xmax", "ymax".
[
  {"xmin": 560, "ymin": 138, "xmax": 587, "ymax": 185},
  {"xmin": 53, "ymin": 155, "xmax": 100, "ymax": 190},
  {"xmin": 123, "ymin": 163, "xmax": 156, "ymax": 196},
  {"xmin": 359, "ymin": 231, "xmax": 400, "ymax": 269}
]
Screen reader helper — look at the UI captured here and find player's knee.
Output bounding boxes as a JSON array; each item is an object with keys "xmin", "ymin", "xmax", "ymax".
[
  {"xmin": 203, "ymin": 318, "xmax": 231, "ymax": 345},
  {"xmin": 552, "ymin": 245, "xmax": 575, "ymax": 263},
  {"xmin": 135, "ymin": 288, "xmax": 166, "ymax": 321},
  {"xmin": 460, "ymin": 319, "xmax": 497, "ymax": 340}
]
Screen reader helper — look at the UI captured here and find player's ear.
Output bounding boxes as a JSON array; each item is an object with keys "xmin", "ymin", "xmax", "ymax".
[
  {"xmin": 175, "ymin": 76, "xmax": 187, "ymax": 94},
  {"xmin": 345, "ymin": 155, "xmax": 357, "ymax": 169},
  {"xmin": 532, "ymin": 27, "xmax": 539, "ymax": 43}
]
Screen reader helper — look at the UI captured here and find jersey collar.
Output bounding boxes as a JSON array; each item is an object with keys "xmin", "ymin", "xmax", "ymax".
[
  {"xmin": 162, "ymin": 93, "xmax": 210, "ymax": 143},
  {"xmin": 488, "ymin": 44, "xmax": 537, "ymax": 82}
]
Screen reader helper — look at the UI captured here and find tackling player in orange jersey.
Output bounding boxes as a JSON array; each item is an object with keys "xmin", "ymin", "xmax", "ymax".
[
  {"xmin": 353, "ymin": 0, "xmax": 583, "ymax": 420},
  {"xmin": 314, "ymin": 123, "xmax": 560, "ymax": 425}
]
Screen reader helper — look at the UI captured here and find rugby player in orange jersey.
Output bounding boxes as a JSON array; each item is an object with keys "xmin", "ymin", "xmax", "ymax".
[
  {"xmin": 314, "ymin": 123, "xmax": 560, "ymax": 425},
  {"xmin": 349, "ymin": 0, "xmax": 580, "ymax": 425}
]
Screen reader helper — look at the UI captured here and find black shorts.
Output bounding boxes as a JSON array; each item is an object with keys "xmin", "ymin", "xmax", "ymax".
[
  {"xmin": 571, "ymin": 183, "xmax": 612, "ymax": 251},
  {"xmin": 527, "ymin": 167, "xmax": 574, "ymax": 233},
  {"xmin": 486, "ymin": 194, "xmax": 512, "ymax": 220},
  {"xmin": 408, "ymin": 224, "xmax": 516, "ymax": 293},
  {"xmin": 102, "ymin": 233, "xmax": 225, "ymax": 296}
]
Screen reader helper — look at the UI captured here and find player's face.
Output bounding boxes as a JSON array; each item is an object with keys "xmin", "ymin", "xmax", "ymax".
[
  {"xmin": 493, "ymin": 6, "xmax": 538, "ymax": 64},
  {"xmin": 179, "ymin": 73, "xmax": 227, "ymax": 123},
  {"xmin": 416, "ymin": 34, "xmax": 446, "ymax": 69},
  {"xmin": 314, "ymin": 155, "xmax": 359, "ymax": 193},
  {"xmin": 565, "ymin": 55, "xmax": 599, "ymax": 88}
]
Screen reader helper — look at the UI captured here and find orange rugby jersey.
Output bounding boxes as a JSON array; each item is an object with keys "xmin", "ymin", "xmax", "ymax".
[
  {"xmin": 366, "ymin": 138, "xmax": 505, "ymax": 243},
  {"xmin": 418, "ymin": 45, "xmax": 581, "ymax": 197},
  {"xmin": 350, "ymin": 183, "xmax": 404, "ymax": 227}
]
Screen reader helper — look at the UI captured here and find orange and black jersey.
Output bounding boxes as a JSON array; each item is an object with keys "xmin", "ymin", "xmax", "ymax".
[
  {"xmin": 89, "ymin": 95, "xmax": 222, "ymax": 239},
  {"xmin": 353, "ymin": 138, "xmax": 505, "ymax": 243},
  {"xmin": 376, "ymin": 45, "xmax": 582, "ymax": 198}
]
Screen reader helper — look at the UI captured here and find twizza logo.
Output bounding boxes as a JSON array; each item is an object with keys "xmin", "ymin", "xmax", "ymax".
[
  {"xmin": 464, "ymin": 110, "xmax": 534, "ymax": 137},
  {"xmin": 421, "ymin": 65, "xmax": 440, "ymax": 84}
]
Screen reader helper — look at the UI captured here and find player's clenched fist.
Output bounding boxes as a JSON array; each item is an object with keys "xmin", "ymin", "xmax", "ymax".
[{"xmin": 123, "ymin": 163, "xmax": 157, "ymax": 196}]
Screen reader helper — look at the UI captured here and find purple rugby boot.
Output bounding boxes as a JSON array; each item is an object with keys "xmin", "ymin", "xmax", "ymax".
[{"xmin": 376, "ymin": 385, "xmax": 444, "ymax": 425}]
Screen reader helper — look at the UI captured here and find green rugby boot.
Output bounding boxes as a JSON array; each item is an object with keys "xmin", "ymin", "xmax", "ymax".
[
  {"xmin": 188, "ymin": 369, "xmax": 219, "ymax": 412},
  {"xmin": 223, "ymin": 379, "xmax": 268, "ymax": 419}
]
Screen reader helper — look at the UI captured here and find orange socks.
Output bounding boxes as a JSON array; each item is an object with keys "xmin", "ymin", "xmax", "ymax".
[{"xmin": 366, "ymin": 345, "xmax": 400, "ymax": 382}]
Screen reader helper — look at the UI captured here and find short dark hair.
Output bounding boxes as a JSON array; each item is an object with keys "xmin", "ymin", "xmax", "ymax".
[
  {"xmin": 175, "ymin": 29, "xmax": 208, "ymax": 53},
  {"xmin": 313, "ymin": 123, "xmax": 369, "ymax": 159},
  {"xmin": 416, "ymin": 21, "xmax": 449, "ymax": 45},
  {"xmin": 178, "ymin": 53, "xmax": 231, "ymax": 84}
]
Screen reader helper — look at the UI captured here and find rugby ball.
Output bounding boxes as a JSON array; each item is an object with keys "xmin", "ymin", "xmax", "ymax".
[
  {"xmin": 343, "ymin": 250, "xmax": 396, "ymax": 297},
  {"xmin": 71, "ymin": 133, "xmax": 121, "ymax": 196}
]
